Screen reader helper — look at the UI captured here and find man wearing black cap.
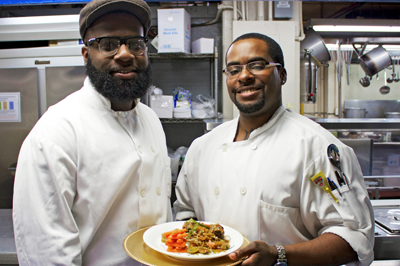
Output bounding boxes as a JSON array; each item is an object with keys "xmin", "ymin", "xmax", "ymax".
[{"xmin": 13, "ymin": 0, "xmax": 172, "ymax": 265}]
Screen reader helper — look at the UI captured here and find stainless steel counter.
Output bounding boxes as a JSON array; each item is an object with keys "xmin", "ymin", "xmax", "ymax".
[
  {"xmin": 0, "ymin": 209, "xmax": 18, "ymax": 265},
  {"xmin": 316, "ymin": 118, "xmax": 400, "ymax": 132}
]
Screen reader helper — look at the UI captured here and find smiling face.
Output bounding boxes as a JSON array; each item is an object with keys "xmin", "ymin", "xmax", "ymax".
[
  {"xmin": 225, "ymin": 38, "xmax": 287, "ymax": 119},
  {"xmin": 81, "ymin": 12, "xmax": 151, "ymax": 110}
]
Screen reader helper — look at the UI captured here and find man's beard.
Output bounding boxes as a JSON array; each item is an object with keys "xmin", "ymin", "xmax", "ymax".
[
  {"xmin": 233, "ymin": 90, "xmax": 266, "ymax": 114},
  {"xmin": 85, "ymin": 57, "xmax": 152, "ymax": 103}
]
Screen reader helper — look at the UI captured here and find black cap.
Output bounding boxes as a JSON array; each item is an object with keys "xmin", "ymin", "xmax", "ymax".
[{"xmin": 79, "ymin": 0, "xmax": 151, "ymax": 40}]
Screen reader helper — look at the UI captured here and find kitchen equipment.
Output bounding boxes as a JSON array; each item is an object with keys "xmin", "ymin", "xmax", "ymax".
[
  {"xmin": 359, "ymin": 76, "xmax": 370, "ymax": 87},
  {"xmin": 385, "ymin": 112, "xmax": 400, "ymax": 118},
  {"xmin": 353, "ymin": 44, "xmax": 392, "ymax": 85},
  {"xmin": 300, "ymin": 51, "xmax": 319, "ymax": 103},
  {"xmin": 395, "ymin": 60, "xmax": 400, "ymax": 83},
  {"xmin": 343, "ymin": 50, "xmax": 353, "ymax": 86},
  {"xmin": 300, "ymin": 28, "xmax": 330, "ymax": 104},
  {"xmin": 380, "ymin": 68, "xmax": 391, "ymax": 95},
  {"xmin": 387, "ymin": 63, "xmax": 396, "ymax": 83},
  {"xmin": 300, "ymin": 27, "xmax": 331, "ymax": 63},
  {"xmin": 343, "ymin": 107, "xmax": 368, "ymax": 118}
]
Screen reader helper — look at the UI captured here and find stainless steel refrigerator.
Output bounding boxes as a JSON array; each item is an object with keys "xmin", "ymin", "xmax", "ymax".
[{"xmin": 0, "ymin": 47, "xmax": 85, "ymax": 208}]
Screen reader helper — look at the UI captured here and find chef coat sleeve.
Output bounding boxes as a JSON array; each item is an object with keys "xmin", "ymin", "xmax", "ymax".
[
  {"xmin": 303, "ymin": 145, "xmax": 374, "ymax": 266},
  {"xmin": 13, "ymin": 134, "xmax": 81, "ymax": 265},
  {"xmin": 173, "ymin": 148, "xmax": 197, "ymax": 221}
]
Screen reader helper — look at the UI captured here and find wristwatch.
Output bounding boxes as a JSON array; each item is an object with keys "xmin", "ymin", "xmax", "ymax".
[{"xmin": 273, "ymin": 245, "xmax": 287, "ymax": 266}]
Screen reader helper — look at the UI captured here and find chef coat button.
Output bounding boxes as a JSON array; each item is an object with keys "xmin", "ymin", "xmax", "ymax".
[
  {"xmin": 156, "ymin": 188, "xmax": 161, "ymax": 195},
  {"xmin": 214, "ymin": 187, "xmax": 220, "ymax": 195},
  {"xmin": 138, "ymin": 147, "xmax": 143, "ymax": 154},
  {"xmin": 222, "ymin": 144, "xmax": 228, "ymax": 152},
  {"xmin": 151, "ymin": 146, "xmax": 156, "ymax": 153},
  {"xmin": 140, "ymin": 190, "xmax": 146, "ymax": 198},
  {"xmin": 118, "ymin": 112, "xmax": 124, "ymax": 117},
  {"xmin": 134, "ymin": 109, "xmax": 138, "ymax": 115},
  {"xmin": 250, "ymin": 143, "xmax": 257, "ymax": 150},
  {"xmin": 240, "ymin": 187, "xmax": 247, "ymax": 195}
]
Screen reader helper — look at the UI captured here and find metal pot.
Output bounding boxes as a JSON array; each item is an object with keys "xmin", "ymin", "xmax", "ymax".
[
  {"xmin": 353, "ymin": 44, "xmax": 392, "ymax": 77},
  {"xmin": 343, "ymin": 107, "xmax": 368, "ymax": 118},
  {"xmin": 300, "ymin": 27, "xmax": 331, "ymax": 63},
  {"xmin": 385, "ymin": 112, "xmax": 400, "ymax": 118}
]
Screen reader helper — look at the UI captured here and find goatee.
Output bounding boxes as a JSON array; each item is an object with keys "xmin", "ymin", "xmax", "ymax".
[
  {"xmin": 85, "ymin": 56, "xmax": 152, "ymax": 103},
  {"xmin": 233, "ymin": 90, "xmax": 265, "ymax": 114}
]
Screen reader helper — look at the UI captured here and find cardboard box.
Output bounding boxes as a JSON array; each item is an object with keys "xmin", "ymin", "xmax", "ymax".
[
  {"xmin": 150, "ymin": 95, "xmax": 173, "ymax": 118},
  {"xmin": 192, "ymin": 38, "xmax": 214, "ymax": 54},
  {"xmin": 157, "ymin": 9, "xmax": 191, "ymax": 53}
]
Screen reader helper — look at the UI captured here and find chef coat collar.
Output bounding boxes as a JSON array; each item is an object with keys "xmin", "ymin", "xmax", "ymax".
[{"xmin": 234, "ymin": 106, "xmax": 286, "ymax": 140}]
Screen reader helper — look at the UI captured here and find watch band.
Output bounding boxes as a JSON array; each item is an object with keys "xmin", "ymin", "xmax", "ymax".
[{"xmin": 273, "ymin": 245, "xmax": 287, "ymax": 266}]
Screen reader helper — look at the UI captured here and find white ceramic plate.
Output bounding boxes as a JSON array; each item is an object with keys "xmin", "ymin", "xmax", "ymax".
[{"xmin": 143, "ymin": 221, "xmax": 244, "ymax": 261}]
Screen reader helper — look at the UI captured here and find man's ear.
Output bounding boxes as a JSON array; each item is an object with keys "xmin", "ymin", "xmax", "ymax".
[
  {"xmin": 82, "ymin": 46, "xmax": 89, "ymax": 65},
  {"xmin": 280, "ymin": 67, "xmax": 287, "ymax": 85}
]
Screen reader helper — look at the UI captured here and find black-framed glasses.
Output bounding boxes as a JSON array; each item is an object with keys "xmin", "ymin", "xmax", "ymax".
[
  {"xmin": 87, "ymin": 36, "xmax": 149, "ymax": 57},
  {"xmin": 223, "ymin": 61, "xmax": 281, "ymax": 77}
]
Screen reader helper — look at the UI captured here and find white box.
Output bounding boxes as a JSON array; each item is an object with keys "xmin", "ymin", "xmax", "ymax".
[
  {"xmin": 192, "ymin": 38, "xmax": 214, "ymax": 54},
  {"xmin": 157, "ymin": 8, "xmax": 191, "ymax": 53},
  {"xmin": 150, "ymin": 95, "xmax": 173, "ymax": 118}
]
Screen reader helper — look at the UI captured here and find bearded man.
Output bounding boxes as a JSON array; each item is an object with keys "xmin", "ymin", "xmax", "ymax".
[{"xmin": 13, "ymin": 0, "xmax": 172, "ymax": 265}]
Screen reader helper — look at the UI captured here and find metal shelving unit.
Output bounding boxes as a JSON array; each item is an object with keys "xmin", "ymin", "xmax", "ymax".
[{"xmin": 149, "ymin": 52, "xmax": 218, "ymax": 121}]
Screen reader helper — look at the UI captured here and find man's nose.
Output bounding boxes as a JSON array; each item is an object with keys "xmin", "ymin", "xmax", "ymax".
[
  {"xmin": 114, "ymin": 44, "xmax": 134, "ymax": 60},
  {"xmin": 238, "ymin": 66, "xmax": 255, "ymax": 81}
]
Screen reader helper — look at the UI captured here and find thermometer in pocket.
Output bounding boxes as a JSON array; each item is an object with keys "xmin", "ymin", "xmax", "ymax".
[{"xmin": 311, "ymin": 171, "xmax": 338, "ymax": 203}]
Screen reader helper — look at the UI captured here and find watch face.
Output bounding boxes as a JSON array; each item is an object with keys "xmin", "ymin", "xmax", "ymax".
[{"xmin": 275, "ymin": 263, "xmax": 287, "ymax": 266}]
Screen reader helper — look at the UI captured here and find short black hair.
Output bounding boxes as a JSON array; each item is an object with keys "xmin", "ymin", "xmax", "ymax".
[{"xmin": 227, "ymin": 32, "xmax": 285, "ymax": 68}]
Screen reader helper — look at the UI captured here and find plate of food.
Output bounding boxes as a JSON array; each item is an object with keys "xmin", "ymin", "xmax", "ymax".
[{"xmin": 142, "ymin": 219, "xmax": 244, "ymax": 261}]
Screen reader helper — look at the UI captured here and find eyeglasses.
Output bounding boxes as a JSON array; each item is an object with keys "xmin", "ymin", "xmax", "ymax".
[
  {"xmin": 223, "ymin": 61, "xmax": 281, "ymax": 77},
  {"xmin": 87, "ymin": 36, "xmax": 148, "ymax": 57}
]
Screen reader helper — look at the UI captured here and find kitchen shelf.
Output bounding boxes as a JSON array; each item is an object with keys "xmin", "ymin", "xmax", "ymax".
[
  {"xmin": 160, "ymin": 118, "xmax": 205, "ymax": 123},
  {"xmin": 149, "ymin": 53, "xmax": 215, "ymax": 61}
]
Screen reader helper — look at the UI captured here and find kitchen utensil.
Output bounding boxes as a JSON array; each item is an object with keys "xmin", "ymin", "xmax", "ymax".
[
  {"xmin": 359, "ymin": 76, "xmax": 370, "ymax": 87},
  {"xmin": 327, "ymin": 144, "xmax": 350, "ymax": 189},
  {"xmin": 353, "ymin": 44, "xmax": 392, "ymax": 78},
  {"xmin": 343, "ymin": 50, "xmax": 353, "ymax": 85},
  {"xmin": 343, "ymin": 107, "xmax": 368, "ymax": 118},
  {"xmin": 395, "ymin": 60, "xmax": 400, "ymax": 83},
  {"xmin": 380, "ymin": 68, "xmax": 391, "ymax": 95},
  {"xmin": 387, "ymin": 63, "xmax": 395, "ymax": 83},
  {"xmin": 300, "ymin": 27, "xmax": 331, "ymax": 63},
  {"xmin": 385, "ymin": 112, "xmax": 400, "ymax": 118}
]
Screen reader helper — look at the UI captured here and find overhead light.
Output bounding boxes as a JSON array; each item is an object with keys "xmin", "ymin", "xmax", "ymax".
[
  {"xmin": 308, "ymin": 19, "xmax": 400, "ymax": 38},
  {"xmin": 313, "ymin": 25, "xmax": 400, "ymax": 33},
  {"xmin": 325, "ymin": 43, "xmax": 400, "ymax": 51}
]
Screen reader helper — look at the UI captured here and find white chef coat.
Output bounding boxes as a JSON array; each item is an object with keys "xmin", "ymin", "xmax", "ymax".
[
  {"xmin": 174, "ymin": 106, "xmax": 374, "ymax": 266},
  {"xmin": 13, "ymin": 77, "xmax": 172, "ymax": 266}
]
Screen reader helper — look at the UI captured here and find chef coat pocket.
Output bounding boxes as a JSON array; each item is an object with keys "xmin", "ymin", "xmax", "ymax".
[
  {"xmin": 331, "ymin": 189, "xmax": 367, "ymax": 230},
  {"xmin": 259, "ymin": 200, "xmax": 307, "ymax": 244}
]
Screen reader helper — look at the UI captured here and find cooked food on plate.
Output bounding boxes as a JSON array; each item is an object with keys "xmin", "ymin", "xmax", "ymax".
[{"xmin": 161, "ymin": 219, "xmax": 231, "ymax": 254}]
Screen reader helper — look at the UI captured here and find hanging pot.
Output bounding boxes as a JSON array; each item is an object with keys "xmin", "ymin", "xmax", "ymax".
[
  {"xmin": 343, "ymin": 107, "xmax": 368, "ymax": 118},
  {"xmin": 300, "ymin": 27, "xmax": 331, "ymax": 63},
  {"xmin": 353, "ymin": 44, "xmax": 392, "ymax": 77}
]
